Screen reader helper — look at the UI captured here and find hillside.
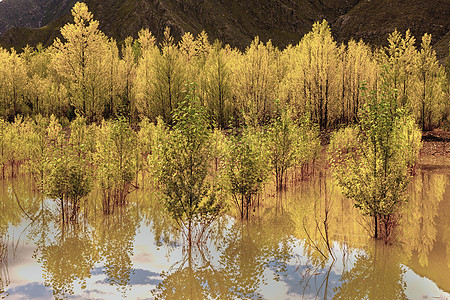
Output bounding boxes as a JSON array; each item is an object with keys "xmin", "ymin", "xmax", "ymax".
[
  {"xmin": 0, "ymin": 0, "xmax": 449, "ymax": 59},
  {"xmin": 0, "ymin": 0, "xmax": 77, "ymax": 33}
]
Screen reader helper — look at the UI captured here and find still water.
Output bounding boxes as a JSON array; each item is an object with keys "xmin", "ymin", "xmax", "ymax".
[{"xmin": 1, "ymin": 157, "xmax": 449, "ymax": 299}]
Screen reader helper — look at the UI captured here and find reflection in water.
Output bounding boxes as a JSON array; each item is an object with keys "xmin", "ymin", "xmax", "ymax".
[
  {"xmin": 289, "ymin": 169, "xmax": 370, "ymax": 264},
  {"xmin": 29, "ymin": 203, "xmax": 141, "ymax": 299},
  {"xmin": 0, "ymin": 176, "xmax": 42, "ymax": 299},
  {"xmin": 35, "ymin": 222, "xmax": 96, "ymax": 298},
  {"xmin": 92, "ymin": 205, "xmax": 141, "ymax": 295},
  {"xmin": 0, "ymin": 234, "xmax": 9, "ymax": 298},
  {"xmin": 152, "ymin": 243, "xmax": 231, "ymax": 299},
  {"xmin": 400, "ymin": 170, "xmax": 447, "ymax": 267},
  {"xmin": 442, "ymin": 185, "xmax": 450, "ymax": 269},
  {"xmin": 0, "ymin": 162, "xmax": 449, "ymax": 299},
  {"xmin": 334, "ymin": 242, "xmax": 408, "ymax": 300}
]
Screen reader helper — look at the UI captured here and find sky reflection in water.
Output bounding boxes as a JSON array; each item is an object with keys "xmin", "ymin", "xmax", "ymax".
[{"xmin": 0, "ymin": 162, "xmax": 449, "ymax": 299}]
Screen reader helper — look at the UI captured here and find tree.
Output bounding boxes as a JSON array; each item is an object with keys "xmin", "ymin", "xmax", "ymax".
[
  {"xmin": 149, "ymin": 84, "xmax": 225, "ymax": 243},
  {"xmin": 134, "ymin": 29, "xmax": 158, "ymax": 120},
  {"xmin": 152, "ymin": 28, "xmax": 187, "ymax": 124},
  {"xmin": 339, "ymin": 40, "xmax": 377, "ymax": 124},
  {"xmin": 95, "ymin": 117, "xmax": 138, "ymax": 213},
  {"xmin": 266, "ymin": 108, "xmax": 319, "ymax": 190},
  {"xmin": 201, "ymin": 41, "xmax": 233, "ymax": 129},
  {"xmin": 51, "ymin": 2, "xmax": 111, "ymax": 122},
  {"xmin": 0, "ymin": 49, "xmax": 28, "ymax": 121},
  {"xmin": 117, "ymin": 37, "xmax": 137, "ymax": 121},
  {"xmin": 225, "ymin": 126, "xmax": 270, "ymax": 219},
  {"xmin": 413, "ymin": 34, "xmax": 445, "ymax": 130},
  {"xmin": 328, "ymin": 72, "xmax": 422, "ymax": 241},
  {"xmin": 43, "ymin": 115, "xmax": 93, "ymax": 222},
  {"xmin": 380, "ymin": 30, "xmax": 417, "ymax": 108},
  {"xmin": 297, "ymin": 20, "xmax": 339, "ymax": 130},
  {"xmin": 231, "ymin": 37, "xmax": 279, "ymax": 125}
]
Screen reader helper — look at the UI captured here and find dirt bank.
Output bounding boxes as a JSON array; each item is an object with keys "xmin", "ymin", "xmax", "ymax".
[{"xmin": 420, "ymin": 131, "xmax": 450, "ymax": 157}]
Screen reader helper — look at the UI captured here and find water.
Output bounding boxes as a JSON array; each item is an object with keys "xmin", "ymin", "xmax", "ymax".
[{"xmin": 1, "ymin": 157, "xmax": 449, "ymax": 299}]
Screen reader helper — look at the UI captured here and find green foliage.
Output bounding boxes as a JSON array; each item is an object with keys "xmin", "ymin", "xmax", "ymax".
[
  {"xmin": 149, "ymin": 84, "xmax": 225, "ymax": 238},
  {"xmin": 266, "ymin": 108, "xmax": 319, "ymax": 189},
  {"xmin": 328, "ymin": 74, "xmax": 422, "ymax": 240},
  {"xmin": 41, "ymin": 115, "xmax": 93, "ymax": 222},
  {"xmin": 225, "ymin": 126, "xmax": 270, "ymax": 219},
  {"xmin": 1, "ymin": 116, "xmax": 35, "ymax": 178},
  {"xmin": 95, "ymin": 117, "xmax": 138, "ymax": 213},
  {"xmin": 44, "ymin": 148, "xmax": 92, "ymax": 222}
]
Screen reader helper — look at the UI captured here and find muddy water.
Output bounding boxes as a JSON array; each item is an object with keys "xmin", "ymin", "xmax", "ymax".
[{"xmin": 0, "ymin": 158, "xmax": 449, "ymax": 299}]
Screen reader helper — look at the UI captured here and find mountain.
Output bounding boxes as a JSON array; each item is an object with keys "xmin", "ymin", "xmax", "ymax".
[
  {"xmin": 0, "ymin": 0, "xmax": 449, "ymax": 59},
  {"xmin": 332, "ymin": 0, "xmax": 450, "ymax": 58},
  {"xmin": 0, "ymin": 0, "xmax": 77, "ymax": 33}
]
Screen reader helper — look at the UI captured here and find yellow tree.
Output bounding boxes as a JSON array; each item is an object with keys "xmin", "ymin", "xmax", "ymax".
[
  {"xmin": 135, "ymin": 28, "xmax": 187, "ymax": 124},
  {"xmin": 179, "ymin": 32, "xmax": 200, "ymax": 82},
  {"xmin": 51, "ymin": 2, "xmax": 110, "ymax": 122},
  {"xmin": 117, "ymin": 37, "xmax": 137, "ymax": 121},
  {"xmin": 278, "ymin": 45, "xmax": 306, "ymax": 120},
  {"xmin": 380, "ymin": 30, "xmax": 417, "ymax": 108},
  {"xmin": 0, "ymin": 48, "xmax": 28, "ymax": 121},
  {"xmin": 200, "ymin": 41, "xmax": 233, "ymax": 128},
  {"xmin": 152, "ymin": 28, "xmax": 187, "ymax": 125},
  {"xmin": 231, "ymin": 37, "xmax": 279, "ymax": 125},
  {"xmin": 339, "ymin": 40, "xmax": 377, "ymax": 124},
  {"xmin": 22, "ymin": 44, "xmax": 70, "ymax": 118},
  {"xmin": 287, "ymin": 20, "xmax": 340, "ymax": 130},
  {"xmin": 134, "ymin": 29, "xmax": 158, "ymax": 119},
  {"xmin": 413, "ymin": 33, "xmax": 445, "ymax": 130}
]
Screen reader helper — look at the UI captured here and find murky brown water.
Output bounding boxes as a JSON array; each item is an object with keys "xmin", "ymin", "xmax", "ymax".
[{"xmin": 0, "ymin": 157, "xmax": 449, "ymax": 299}]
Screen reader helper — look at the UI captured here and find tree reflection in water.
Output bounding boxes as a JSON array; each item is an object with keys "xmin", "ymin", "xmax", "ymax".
[
  {"xmin": 0, "ymin": 233, "xmax": 9, "ymax": 298},
  {"xmin": 152, "ymin": 241, "xmax": 231, "ymax": 299},
  {"xmin": 0, "ymin": 165, "xmax": 448, "ymax": 299},
  {"xmin": 334, "ymin": 241, "xmax": 408, "ymax": 300},
  {"xmin": 152, "ymin": 209, "xmax": 296, "ymax": 300},
  {"xmin": 400, "ymin": 170, "xmax": 447, "ymax": 266},
  {"xmin": 92, "ymin": 205, "xmax": 141, "ymax": 296},
  {"xmin": 30, "ymin": 204, "xmax": 141, "ymax": 299},
  {"xmin": 34, "ymin": 221, "xmax": 97, "ymax": 298}
]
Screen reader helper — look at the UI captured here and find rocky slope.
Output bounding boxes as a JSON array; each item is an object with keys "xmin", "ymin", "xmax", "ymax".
[{"xmin": 0, "ymin": 0, "xmax": 448, "ymax": 59}]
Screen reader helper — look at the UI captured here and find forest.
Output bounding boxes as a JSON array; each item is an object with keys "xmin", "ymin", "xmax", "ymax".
[
  {"xmin": 1, "ymin": 2, "xmax": 450, "ymax": 299},
  {"xmin": 0, "ymin": 2, "xmax": 448, "ymax": 240}
]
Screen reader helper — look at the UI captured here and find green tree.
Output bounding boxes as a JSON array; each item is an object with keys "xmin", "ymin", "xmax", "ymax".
[
  {"xmin": 149, "ymin": 84, "xmax": 225, "ymax": 243},
  {"xmin": 328, "ymin": 73, "xmax": 422, "ymax": 240},
  {"xmin": 43, "ymin": 115, "xmax": 93, "ymax": 222},
  {"xmin": 95, "ymin": 117, "xmax": 138, "ymax": 213},
  {"xmin": 266, "ymin": 108, "xmax": 319, "ymax": 190},
  {"xmin": 225, "ymin": 126, "xmax": 270, "ymax": 219}
]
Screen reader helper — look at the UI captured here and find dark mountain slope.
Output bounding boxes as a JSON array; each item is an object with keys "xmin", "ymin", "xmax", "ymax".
[
  {"xmin": 0, "ymin": 0, "xmax": 448, "ymax": 59},
  {"xmin": 332, "ymin": 0, "xmax": 450, "ymax": 49},
  {"xmin": 0, "ymin": 0, "xmax": 77, "ymax": 34},
  {"xmin": 0, "ymin": 0, "xmax": 352, "ymax": 49}
]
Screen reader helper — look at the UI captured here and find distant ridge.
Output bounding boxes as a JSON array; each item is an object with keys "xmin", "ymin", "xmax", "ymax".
[{"xmin": 0, "ymin": 0, "xmax": 449, "ymax": 59}]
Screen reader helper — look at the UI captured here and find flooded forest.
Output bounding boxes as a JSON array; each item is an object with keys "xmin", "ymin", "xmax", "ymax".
[{"xmin": 1, "ymin": 2, "xmax": 450, "ymax": 299}]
